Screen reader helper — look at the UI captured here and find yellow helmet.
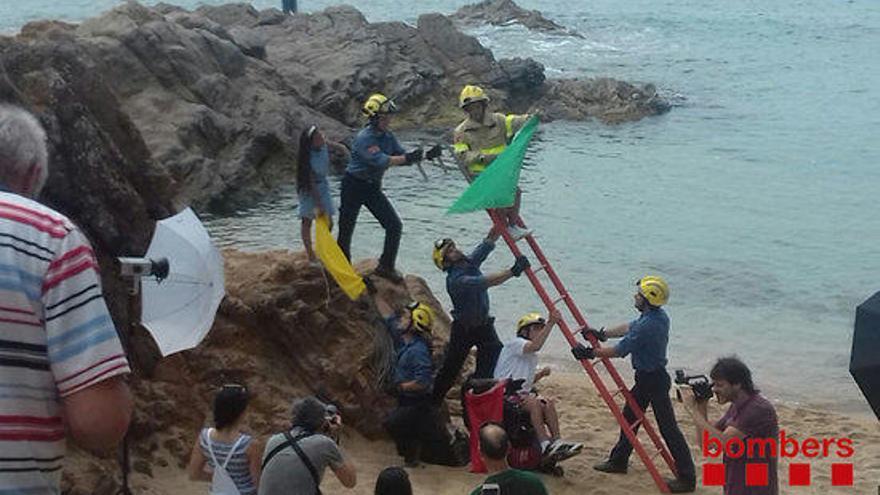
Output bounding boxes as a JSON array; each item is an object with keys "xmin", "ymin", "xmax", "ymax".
[
  {"xmin": 407, "ymin": 301, "xmax": 434, "ymax": 335},
  {"xmin": 516, "ymin": 312, "xmax": 546, "ymax": 336},
  {"xmin": 362, "ymin": 93, "xmax": 398, "ymax": 118},
  {"xmin": 637, "ymin": 275, "xmax": 669, "ymax": 306},
  {"xmin": 459, "ymin": 85, "xmax": 490, "ymax": 108},
  {"xmin": 432, "ymin": 238, "xmax": 454, "ymax": 271}
]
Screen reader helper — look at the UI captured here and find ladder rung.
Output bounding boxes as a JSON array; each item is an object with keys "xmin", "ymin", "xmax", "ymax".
[
  {"xmin": 610, "ymin": 388, "xmax": 625, "ymax": 398},
  {"xmin": 551, "ymin": 293, "xmax": 569, "ymax": 305},
  {"xmin": 627, "ymin": 418, "xmax": 644, "ymax": 432},
  {"xmin": 531, "ymin": 265, "xmax": 546, "ymax": 275},
  {"xmin": 651, "ymin": 448, "xmax": 666, "ymax": 460}
]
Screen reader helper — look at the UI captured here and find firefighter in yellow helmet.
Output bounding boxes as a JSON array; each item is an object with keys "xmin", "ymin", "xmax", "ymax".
[
  {"xmin": 337, "ymin": 93, "xmax": 425, "ymax": 283},
  {"xmin": 368, "ymin": 284, "xmax": 438, "ymax": 466},
  {"xmin": 571, "ymin": 275, "xmax": 697, "ymax": 493},
  {"xmin": 453, "ymin": 85, "xmax": 534, "ymax": 240},
  {"xmin": 429, "ymin": 227, "xmax": 531, "ymax": 406}
]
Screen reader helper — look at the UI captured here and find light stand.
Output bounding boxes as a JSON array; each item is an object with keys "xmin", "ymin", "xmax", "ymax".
[{"xmin": 115, "ymin": 257, "xmax": 169, "ymax": 495}]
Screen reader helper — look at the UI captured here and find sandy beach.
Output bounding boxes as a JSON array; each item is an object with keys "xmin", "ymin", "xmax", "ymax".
[{"xmin": 111, "ymin": 371, "xmax": 878, "ymax": 495}]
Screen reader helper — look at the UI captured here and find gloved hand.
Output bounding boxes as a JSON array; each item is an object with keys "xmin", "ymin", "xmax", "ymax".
[
  {"xmin": 404, "ymin": 148, "xmax": 424, "ymax": 165},
  {"xmin": 510, "ymin": 255, "xmax": 531, "ymax": 277},
  {"xmin": 571, "ymin": 344, "xmax": 595, "ymax": 360},
  {"xmin": 581, "ymin": 326, "xmax": 607, "ymax": 342},
  {"xmin": 426, "ymin": 144, "xmax": 442, "ymax": 160}
]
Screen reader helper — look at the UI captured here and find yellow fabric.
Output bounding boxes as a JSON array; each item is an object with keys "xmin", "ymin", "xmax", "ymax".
[
  {"xmin": 452, "ymin": 142, "xmax": 470, "ymax": 153},
  {"xmin": 315, "ymin": 215, "xmax": 365, "ymax": 300},
  {"xmin": 505, "ymin": 114, "xmax": 517, "ymax": 138}
]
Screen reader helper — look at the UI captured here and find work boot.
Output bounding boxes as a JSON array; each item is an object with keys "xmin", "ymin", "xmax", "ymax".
[
  {"xmin": 373, "ymin": 265, "xmax": 404, "ymax": 283},
  {"xmin": 593, "ymin": 459, "xmax": 628, "ymax": 474},
  {"xmin": 666, "ymin": 477, "xmax": 696, "ymax": 493}
]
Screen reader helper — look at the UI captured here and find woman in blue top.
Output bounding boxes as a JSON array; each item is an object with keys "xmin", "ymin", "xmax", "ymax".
[
  {"xmin": 297, "ymin": 125, "xmax": 336, "ymax": 262},
  {"xmin": 187, "ymin": 384, "xmax": 261, "ymax": 495}
]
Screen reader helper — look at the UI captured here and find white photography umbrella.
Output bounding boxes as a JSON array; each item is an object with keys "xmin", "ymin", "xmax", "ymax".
[{"xmin": 141, "ymin": 208, "xmax": 225, "ymax": 356}]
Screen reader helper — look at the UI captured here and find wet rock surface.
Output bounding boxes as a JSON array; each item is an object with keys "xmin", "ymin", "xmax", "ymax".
[{"xmin": 450, "ymin": 0, "xmax": 585, "ymax": 38}]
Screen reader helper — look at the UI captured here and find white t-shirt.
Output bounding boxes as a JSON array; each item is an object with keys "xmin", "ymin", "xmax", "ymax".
[{"xmin": 493, "ymin": 337, "xmax": 539, "ymax": 392}]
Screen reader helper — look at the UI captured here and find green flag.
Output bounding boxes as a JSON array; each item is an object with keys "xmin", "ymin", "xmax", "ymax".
[{"xmin": 447, "ymin": 116, "xmax": 539, "ymax": 214}]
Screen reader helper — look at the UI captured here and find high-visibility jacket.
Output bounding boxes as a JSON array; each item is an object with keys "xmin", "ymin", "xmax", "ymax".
[{"xmin": 453, "ymin": 112, "xmax": 529, "ymax": 175}]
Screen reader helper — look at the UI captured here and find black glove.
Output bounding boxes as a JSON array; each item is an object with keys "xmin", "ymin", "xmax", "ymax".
[
  {"xmin": 581, "ymin": 326, "xmax": 607, "ymax": 342},
  {"xmin": 571, "ymin": 344, "xmax": 595, "ymax": 360},
  {"xmin": 510, "ymin": 255, "xmax": 530, "ymax": 277},
  {"xmin": 404, "ymin": 148, "xmax": 424, "ymax": 165},
  {"xmin": 426, "ymin": 144, "xmax": 442, "ymax": 160}
]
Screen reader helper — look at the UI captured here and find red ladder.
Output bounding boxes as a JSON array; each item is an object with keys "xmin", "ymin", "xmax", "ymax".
[{"xmin": 488, "ymin": 209, "xmax": 677, "ymax": 493}]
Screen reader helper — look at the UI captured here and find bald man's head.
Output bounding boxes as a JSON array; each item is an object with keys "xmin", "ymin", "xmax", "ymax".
[{"xmin": 478, "ymin": 422, "xmax": 509, "ymax": 460}]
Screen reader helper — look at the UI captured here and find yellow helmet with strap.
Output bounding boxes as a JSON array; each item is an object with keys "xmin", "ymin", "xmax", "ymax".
[
  {"xmin": 407, "ymin": 301, "xmax": 435, "ymax": 335},
  {"xmin": 638, "ymin": 275, "xmax": 670, "ymax": 306},
  {"xmin": 516, "ymin": 312, "xmax": 545, "ymax": 337},
  {"xmin": 362, "ymin": 93, "xmax": 398, "ymax": 118},
  {"xmin": 459, "ymin": 85, "xmax": 490, "ymax": 108},
  {"xmin": 432, "ymin": 238, "xmax": 453, "ymax": 271}
]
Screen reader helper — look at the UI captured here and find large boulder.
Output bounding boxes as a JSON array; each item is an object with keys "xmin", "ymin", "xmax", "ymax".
[
  {"xmin": 60, "ymin": 250, "xmax": 463, "ymax": 493},
  {"xmin": 450, "ymin": 0, "xmax": 584, "ymax": 38}
]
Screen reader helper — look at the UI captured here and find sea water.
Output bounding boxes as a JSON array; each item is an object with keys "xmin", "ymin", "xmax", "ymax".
[{"xmin": 4, "ymin": 0, "xmax": 879, "ymax": 414}]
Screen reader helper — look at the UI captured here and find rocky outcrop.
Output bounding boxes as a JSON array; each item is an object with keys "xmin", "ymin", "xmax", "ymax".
[
  {"xmin": 451, "ymin": 0, "xmax": 584, "ymax": 38},
  {"xmin": 1, "ymin": 1, "xmax": 666, "ymax": 213},
  {"xmin": 63, "ymin": 250, "xmax": 462, "ymax": 493},
  {"xmin": 538, "ymin": 79, "xmax": 670, "ymax": 124}
]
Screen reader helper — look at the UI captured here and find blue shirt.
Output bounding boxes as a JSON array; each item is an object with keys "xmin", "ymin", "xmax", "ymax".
[
  {"xmin": 345, "ymin": 125, "xmax": 405, "ymax": 183},
  {"xmin": 614, "ymin": 307, "xmax": 669, "ymax": 371},
  {"xmin": 386, "ymin": 317, "xmax": 433, "ymax": 398},
  {"xmin": 446, "ymin": 240, "xmax": 495, "ymax": 327}
]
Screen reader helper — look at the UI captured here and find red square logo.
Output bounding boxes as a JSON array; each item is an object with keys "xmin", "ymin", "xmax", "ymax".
[
  {"xmin": 789, "ymin": 463, "xmax": 811, "ymax": 486},
  {"xmin": 831, "ymin": 463, "xmax": 853, "ymax": 486},
  {"xmin": 746, "ymin": 463, "xmax": 769, "ymax": 486},
  {"xmin": 703, "ymin": 463, "xmax": 725, "ymax": 486}
]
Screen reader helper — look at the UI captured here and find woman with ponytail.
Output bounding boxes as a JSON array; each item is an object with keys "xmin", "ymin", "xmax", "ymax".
[{"xmin": 296, "ymin": 125, "xmax": 335, "ymax": 261}]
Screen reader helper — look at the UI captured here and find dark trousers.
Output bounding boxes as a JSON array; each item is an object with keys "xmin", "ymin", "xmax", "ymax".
[
  {"xmin": 431, "ymin": 319, "xmax": 502, "ymax": 404},
  {"xmin": 282, "ymin": 0, "xmax": 297, "ymax": 14},
  {"xmin": 337, "ymin": 174, "xmax": 402, "ymax": 271},
  {"xmin": 608, "ymin": 369, "xmax": 696, "ymax": 481},
  {"xmin": 384, "ymin": 396, "xmax": 434, "ymax": 463}
]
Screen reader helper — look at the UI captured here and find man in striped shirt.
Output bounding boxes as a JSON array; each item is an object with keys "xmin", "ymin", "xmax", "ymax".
[{"xmin": 0, "ymin": 104, "xmax": 132, "ymax": 492}]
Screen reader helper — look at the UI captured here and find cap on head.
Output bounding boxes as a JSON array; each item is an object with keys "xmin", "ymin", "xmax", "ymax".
[
  {"xmin": 459, "ymin": 85, "xmax": 489, "ymax": 109},
  {"xmin": 637, "ymin": 275, "xmax": 669, "ymax": 306}
]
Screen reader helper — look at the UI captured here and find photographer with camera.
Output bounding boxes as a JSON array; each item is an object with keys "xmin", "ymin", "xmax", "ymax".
[
  {"xmin": 679, "ymin": 357, "xmax": 779, "ymax": 495},
  {"xmin": 259, "ymin": 396, "xmax": 356, "ymax": 495},
  {"xmin": 570, "ymin": 276, "xmax": 695, "ymax": 493}
]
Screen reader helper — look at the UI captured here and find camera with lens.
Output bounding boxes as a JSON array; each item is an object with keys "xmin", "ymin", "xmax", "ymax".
[
  {"xmin": 117, "ymin": 257, "xmax": 170, "ymax": 279},
  {"xmin": 322, "ymin": 403, "xmax": 341, "ymax": 442},
  {"xmin": 674, "ymin": 369, "xmax": 714, "ymax": 402}
]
